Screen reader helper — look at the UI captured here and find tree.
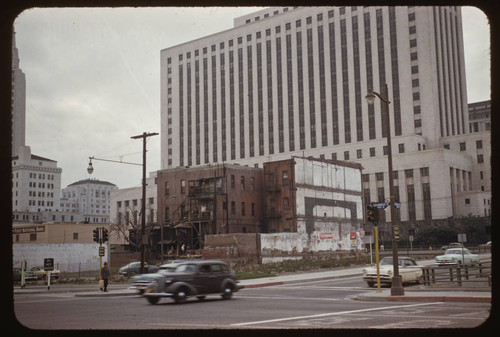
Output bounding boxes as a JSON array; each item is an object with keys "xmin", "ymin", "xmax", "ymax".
[
  {"xmin": 460, "ymin": 214, "xmax": 490, "ymax": 244},
  {"xmin": 109, "ymin": 203, "xmax": 158, "ymax": 250},
  {"xmin": 414, "ymin": 226, "xmax": 457, "ymax": 246}
]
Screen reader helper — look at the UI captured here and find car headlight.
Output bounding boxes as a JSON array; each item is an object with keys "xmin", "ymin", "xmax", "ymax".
[
  {"xmin": 165, "ymin": 278, "xmax": 173, "ymax": 284},
  {"xmin": 362, "ymin": 269, "xmax": 367, "ymax": 274}
]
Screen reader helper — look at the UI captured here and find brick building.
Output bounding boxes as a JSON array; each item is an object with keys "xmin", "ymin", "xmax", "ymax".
[{"xmin": 156, "ymin": 163, "xmax": 264, "ymax": 250}]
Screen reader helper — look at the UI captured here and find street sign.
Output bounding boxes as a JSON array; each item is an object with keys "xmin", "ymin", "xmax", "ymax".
[
  {"xmin": 372, "ymin": 202, "xmax": 401, "ymax": 209},
  {"xmin": 372, "ymin": 202, "xmax": 389, "ymax": 209},
  {"xmin": 44, "ymin": 258, "xmax": 54, "ymax": 271}
]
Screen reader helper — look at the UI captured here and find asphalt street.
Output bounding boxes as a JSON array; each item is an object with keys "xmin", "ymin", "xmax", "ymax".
[{"xmin": 13, "ymin": 275, "xmax": 491, "ymax": 330}]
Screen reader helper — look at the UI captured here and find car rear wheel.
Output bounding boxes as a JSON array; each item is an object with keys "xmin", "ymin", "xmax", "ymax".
[
  {"xmin": 147, "ymin": 296, "xmax": 159, "ymax": 305},
  {"xmin": 366, "ymin": 281, "xmax": 375, "ymax": 288},
  {"xmin": 174, "ymin": 287, "xmax": 188, "ymax": 304},
  {"xmin": 221, "ymin": 286, "xmax": 233, "ymax": 300}
]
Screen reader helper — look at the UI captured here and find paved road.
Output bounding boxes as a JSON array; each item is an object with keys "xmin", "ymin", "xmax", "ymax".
[{"xmin": 14, "ymin": 276, "xmax": 491, "ymax": 330}]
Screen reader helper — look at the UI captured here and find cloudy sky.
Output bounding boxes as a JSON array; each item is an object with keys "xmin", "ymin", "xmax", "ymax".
[{"xmin": 13, "ymin": 6, "xmax": 490, "ymax": 189}]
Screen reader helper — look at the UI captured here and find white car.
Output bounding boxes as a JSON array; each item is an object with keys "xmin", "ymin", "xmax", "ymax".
[
  {"xmin": 435, "ymin": 248, "xmax": 479, "ymax": 266},
  {"xmin": 363, "ymin": 257, "xmax": 423, "ymax": 287}
]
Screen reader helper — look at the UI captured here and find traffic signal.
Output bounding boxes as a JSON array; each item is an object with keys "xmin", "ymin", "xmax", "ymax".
[
  {"xmin": 93, "ymin": 227, "xmax": 100, "ymax": 243},
  {"xmin": 102, "ymin": 228, "xmax": 109, "ymax": 242},
  {"xmin": 366, "ymin": 204, "xmax": 378, "ymax": 223},
  {"xmin": 393, "ymin": 225, "xmax": 400, "ymax": 241}
]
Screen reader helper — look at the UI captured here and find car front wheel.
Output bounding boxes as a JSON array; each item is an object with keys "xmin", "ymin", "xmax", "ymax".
[
  {"xmin": 174, "ymin": 287, "xmax": 188, "ymax": 304},
  {"xmin": 222, "ymin": 286, "xmax": 233, "ymax": 300},
  {"xmin": 147, "ymin": 296, "xmax": 159, "ymax": 305}
]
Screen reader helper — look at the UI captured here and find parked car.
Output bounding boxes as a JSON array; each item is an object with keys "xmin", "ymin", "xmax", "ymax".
[
  {"xmin": 142, "ymin": 260, "xmax": 241, "ymax": 304},
  {"xmin": 479, "ymin": 241, "xmax": 491, "ymax": 251},
  {"xmin": 435, "ymin": 248, "xmax": 479, "ymax": 266},
  {"xmin": 440, "ymin": 242, "xmax": 464, "ymax": 250},
  {"xmin": 362, "ymin": 256, "xmax": 423, "ymax": 287},
  {"xmin": 30, "ymin": 266, "xmax": 60, "ymax": 280},
  {"xmin": 13, "ymin": 268, "xmax": 37, "ymax": 283},
  {"xmin": 118, "ymin": 262, "xmax": 159, "ymax": 276},
  {"xmin": 130, "ymin": 260, "xmax": 187, "ymax": 293}
]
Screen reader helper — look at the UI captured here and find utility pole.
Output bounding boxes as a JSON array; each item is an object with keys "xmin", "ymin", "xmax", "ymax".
[{"xmin": 131, "ymin": 132, "xmax": 159, "ymax": 274}]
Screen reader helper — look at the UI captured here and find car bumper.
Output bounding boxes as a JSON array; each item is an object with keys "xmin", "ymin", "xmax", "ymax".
[
  {"xmin": 435, "ymin": 261, "xmax": 458, "ymax": 266},
  {"xmin": 363, "ymin": 275, "xmax": 392, "ymax": 283}
]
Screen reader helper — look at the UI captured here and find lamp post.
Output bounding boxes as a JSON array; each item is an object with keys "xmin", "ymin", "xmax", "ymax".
[
  {"xmin": 88, "ymin": 131, "xmax": 158, "ymax": 275},
  {"xmin": 365, "ymin": 84, "xmax": 404, "ymax": 296}
]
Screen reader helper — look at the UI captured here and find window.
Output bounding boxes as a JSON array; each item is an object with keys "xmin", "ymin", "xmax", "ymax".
[
  {"xmin": 357, "ymin": 149, "xmax": 362, "ymax": 158},
  {"xmin": 30, "ymin": 233, "xmax": 37, "ymax": 241},
  {"xmin": 420, "ymin": 167, "xmax": 429, "ymax": 177},
  {"xmin": 370, "ymin": 147, "xmax": 375, "ymax": 157},
  {"xmin": 241, "ymin": 176, "xmax": 245, "ymax": 190},
  {"xmin": 241, "ymin": 202, "xmax": 246, "ymax": 216},
  {"xmin": 283, "ymin": 197, "xmax": 290, "ymax": 210},
  {"xmin": 465, "ymin": 198, "xmax": 470, "ymax": 204},
  {"xmin": 459, "ymin": 142, "xmax": 466, "ymax": 151},
  {"xmin": 282, "ymin": 171, "xmax": 289, "ymax": 185},
  {"xmin": 398, "ymin": 143, "xmax": 405, "ymax": 153},
  {"xmin": 476, "ymin": 140, "xmax": 483, "ymax": 149},
  {"xmin": 164, "ymin": 182, "xmax": 170, "ymax": 195},
  {"xmin": 181, "ymin": 179, "xmax": 186, "ymax": 193},
  {"xmin": 268, "ymin": 172, "xmax": 275, "ymax": 186},
  {"xmin": 73, "ymin": 233, "xmax": 78, "ymax": 240},
  {"xmin": 251, "ymin": 203, "xmax": 255, "ymax": 216},
  {"xmin": 405, "ymin": 169, "xmax": 413, "ymax": 178},
  {"xmin": 231, "ymin": 175, "xmax": 235, "ymax": 188},
  {"xmin": 231, "ymin": 201, "xmax": 236, "ymax": 215},
  {"xmin": 477, "ymin": 155, "xmax": 484, "ymax": 163},
  {"xmin": 376, "ymin": 172, "xmax": 384, "ymax": 181},
  {"xmin": 344, "ymin": 151, "xmax": 350, "ymax": 160},
  {"xmin": 362, "ymin": 174, "xmax": 370, "ymax": 182}
]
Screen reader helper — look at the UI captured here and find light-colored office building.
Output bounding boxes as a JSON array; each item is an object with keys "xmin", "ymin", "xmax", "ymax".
[
  {"xmin": 160, "ymin": 6, "xmax": 490, "ymax": 233},
  {"xmin": 61, "ymin": 178, "xmax": 118, "ymax": 224},
  {"xmin": 12, "ymin": 145, "xmax": 63, "ymax": 223}
]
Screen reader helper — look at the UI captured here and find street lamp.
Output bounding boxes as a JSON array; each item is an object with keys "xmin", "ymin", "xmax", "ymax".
[
  {"xmin": 365, "ymin": 84, "xmax": 404, "ymax": 296},
  {"xmin": 87, "ymin": 132, "xmax": 158, "ymax": 275}
]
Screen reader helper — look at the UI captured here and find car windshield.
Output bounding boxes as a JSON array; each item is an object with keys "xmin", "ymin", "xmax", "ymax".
[
  {"xmin": 445, "ymin": 248, "xmax": 468, "ymax": 255},
  {"xmin": 379, "ymin": 258, "xmax": 415, "ymax": 266}
]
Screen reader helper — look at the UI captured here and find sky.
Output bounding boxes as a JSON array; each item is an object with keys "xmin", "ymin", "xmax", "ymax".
[{"xmin": 13, "ymin": 6, "xmax": 490, "ymax": 190}]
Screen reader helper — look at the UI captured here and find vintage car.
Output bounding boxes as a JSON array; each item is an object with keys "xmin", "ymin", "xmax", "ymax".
[
  {"xmin": 435, "ymin": 248, "xmax": 479, "ymax": 266},
  {"xmin": 13, "ymin": 268, "xmax": 38, "ymax": 283},
  {"xmin": 118, "ymin": 262, "xmax": 159, "ymax": 276},
  {"xmin": 130, "ymin": 260, "xmax": 186, "ymax": 293},
  {"xmin": 30, "ymin": 266, "xmax": 60, "ymax": 280},
  {"xmin": 362, "ymin": 256, "xmax": 423, "ymax": 287},
  {"xmin": 142, "ymin": 260, "xmax": 241, "ymax": 304},
  {"xmin": 440, "ymin": 242, "xmax": 464, "ymax": 250}
]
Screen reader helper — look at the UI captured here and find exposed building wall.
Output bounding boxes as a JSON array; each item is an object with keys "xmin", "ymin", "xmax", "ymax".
[
  {"xmin": 203, "ymin": 233, "xmax": 260, "ymax": 263},
  {"xmin": 13, "ymin": 243, "xmax": 109, "ymax": 272}
]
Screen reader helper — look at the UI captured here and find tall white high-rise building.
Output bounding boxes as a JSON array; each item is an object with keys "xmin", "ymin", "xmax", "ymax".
[
  {"xmin": 160, "ymin": 7, "xmax": 490, "ymax": 230},
  {"xmin": 12, "ymin": 34, "xmax": 26, "ymax": 156}
]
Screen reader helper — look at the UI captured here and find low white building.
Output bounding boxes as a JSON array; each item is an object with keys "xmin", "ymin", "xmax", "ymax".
[{"xmin": 109, "ymin": 172, "xmax": 158, "ymax": 247}]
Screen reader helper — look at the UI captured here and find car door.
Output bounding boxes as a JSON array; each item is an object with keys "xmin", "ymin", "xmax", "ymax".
[{"xmin": 193, "ymin": 263, "xmax": 213, "ymax": 294}]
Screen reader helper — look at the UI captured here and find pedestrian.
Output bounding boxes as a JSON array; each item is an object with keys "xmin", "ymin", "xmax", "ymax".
[{"xmin": 101, "ymin": 262, "xmax": 110, "ymax": 292}]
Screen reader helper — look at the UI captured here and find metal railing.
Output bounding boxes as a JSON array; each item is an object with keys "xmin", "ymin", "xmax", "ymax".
[{"xmin": 421, "ymin": 259, "xmax": 491, "ymax": 288}]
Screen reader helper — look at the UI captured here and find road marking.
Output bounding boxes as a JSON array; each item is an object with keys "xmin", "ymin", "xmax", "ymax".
[{"xmin": 231, "ymin": 302, "xmax": 440, "ymax": 327}]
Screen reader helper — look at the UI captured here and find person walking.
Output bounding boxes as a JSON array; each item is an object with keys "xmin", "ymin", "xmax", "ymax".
[{"xmin": 101, "ymin": 262, "xmax": 110, "ymax": 292}]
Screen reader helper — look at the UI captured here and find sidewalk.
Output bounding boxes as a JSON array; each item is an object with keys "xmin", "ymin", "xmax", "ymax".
[{"xmin": 14, "ymin": 265, "xmax": 491, "ymax": 303}]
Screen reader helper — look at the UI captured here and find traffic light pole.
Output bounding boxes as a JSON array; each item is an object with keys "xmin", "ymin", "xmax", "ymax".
[{"xmin": 374, "ymin": 224, "xmax": 381, "ymax": 293}]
